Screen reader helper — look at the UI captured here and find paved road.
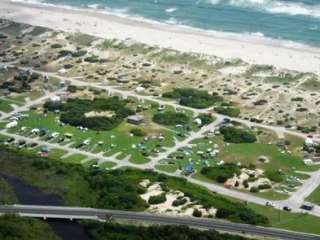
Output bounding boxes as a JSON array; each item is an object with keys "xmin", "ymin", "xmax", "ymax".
[{"xmin": 0, "ymin": 205, "xmax": 319, "ymax": 240}]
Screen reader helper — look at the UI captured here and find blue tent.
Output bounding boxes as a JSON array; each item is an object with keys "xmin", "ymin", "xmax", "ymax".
[{"xmin": 185, "ymin": 163, "xmax": 194, "ymax": 174}]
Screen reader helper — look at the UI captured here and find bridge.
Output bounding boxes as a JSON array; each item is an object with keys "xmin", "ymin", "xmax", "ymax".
[{"xmin": 0, "ymin": 205, "xmax": 319, "ymax": 240}]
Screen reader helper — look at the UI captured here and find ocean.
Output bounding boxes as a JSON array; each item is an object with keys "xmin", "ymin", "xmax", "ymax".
[{"xmin": 14, "ymin": 0, "xmax": 320, "ymax": 48}]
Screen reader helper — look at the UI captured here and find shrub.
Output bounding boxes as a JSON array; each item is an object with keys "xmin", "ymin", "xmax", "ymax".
[
  {"xmin": 51, "ymin": 43, "xmax": 62, "ymax": 48},
  {"xmin": 192, "ymin": 209, "xmax": 202, "ymax": 217},
  {"xmin": 162, "ymin": 88, "xmax": 223, "ymax": 109},
  {"xmin": 219, "ymin": 126, "xmax": 257, "ymax": 143},
  {"xmin": 153, "ymin": 111, "xmax": 189, "ymax": 126},
  {"xmin": 46, "ymin": 97, "xmax": 134, "ymax": 131},
  {"xmin": 197, "ymin": 114, "xmax": 214, "ymax": 126},
  {"xmin": 201, "ymin": 163, "xmax": 241, "ymax": 183},
  {"xmin": 250, "ymin": 187, "xmax": 259, "ymax": 193},
  {"xmin": 258, "ymin": 184, "xmax": 272, "ymax": 190},
  {"xmin": 216, "ymin": 208, "xmax": 233, "ymax": 218},
  {"xmin": 215, "ymin": 106, "xmax": 240, "ymax": 117},
  {"xmin": 130, "ymin": 128, "xmax": 146, "ymax": 137},
  {"xmin": 172, "ymin": 198, "xmax": 187, "ymax": 207},
  {"xmin": 84, "ymin": 55, "xmax": 99, "ymax": 63},
  {"xmin": 265, "ymin": 170, "xmax": 284, "ymax": 183},
  {"xmin": 148, "ymin": 193, "xmax": 167, "ymax": 205}
]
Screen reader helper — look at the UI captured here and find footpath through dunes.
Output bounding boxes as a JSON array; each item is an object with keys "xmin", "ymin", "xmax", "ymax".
[{"xmin": 1, "ymin": 0, "xmax": 320, "ymax": 74}]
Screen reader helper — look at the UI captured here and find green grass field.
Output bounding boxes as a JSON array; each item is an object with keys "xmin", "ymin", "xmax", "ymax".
[
  {"xmin": 306, "ymin": 185, "xmax": 320, "ymax": 205},
  {"xmin": 249, "ymin": 204, "xmax": 320, "ymax": 235},
  {"xmin": 8, "ymin": 110, "xmax": 178, "ymax": 165},
  {"xmin": 219, "ymin": 143, "xmax": 318, "ymax": 174}
]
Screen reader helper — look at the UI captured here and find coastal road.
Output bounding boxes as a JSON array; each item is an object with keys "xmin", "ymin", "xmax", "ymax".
[{"xmin": 0, "ymin": 205, "xmax": 319, "ymax": 240}]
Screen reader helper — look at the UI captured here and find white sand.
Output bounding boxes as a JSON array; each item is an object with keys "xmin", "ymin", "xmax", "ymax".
[{"xmin": 1, "ymin": 0, "xmax": 320, "ymax": 74}]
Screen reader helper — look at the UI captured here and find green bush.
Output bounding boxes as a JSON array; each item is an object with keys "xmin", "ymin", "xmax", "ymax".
[
  {"xmin": 172, "ymin": 198, "xmax": 187, "ymax": 207},
  {"xmin": 0, "ymin": 215, "xmax": 58, "ymax": 240},
  {"xmin": 45, "ymin": 97, "xmax": 134, "ymax": 131},
  {"xmin": 83, "ymin": 222, "xmax": 253, "ymax": 240},
  {"xmin": 197, "ymin": 114, "xmax": 214, "ymax": 126},
  {"xmin": 51, "ymin": 43, "xmax": 62, "ymax": 48},
  {"xmin": 201, "ymin": 163, "xmax": 241, "ymax": 183},
  {"xmin": 130, "ymin": 128, "xmax": 146, "ymax": 137},
  {"xmin": 220, "ymin": 126, "xmax": 257, "ymax": 143},
  {"xmin": 192, "ymin": 209, "xmax": 202, "ymax": 217},
  {"xmin": 215, "ymin": 106, "xmax": 240, "ymax": 117},
  {"xmin": 162, "ymin": 88, "xmax": 223, "ymax": 109},
  {"xmin": 264, "ymin": 170, "xmax": 284, "ymax": 183},
  {"xmin": 148, "ymin": 193, "xmax": 166, "ymax": 205},
  {"xmin": 153, "ymin": 111, "xmax": 189, "ymax": 126},
  {"xmin": 250, "ymin": 187, "xmax": 259, "ymax": 193},
  {"xmin": 258, "ymin": 184, "xmax": 272, "ymax": 190}
]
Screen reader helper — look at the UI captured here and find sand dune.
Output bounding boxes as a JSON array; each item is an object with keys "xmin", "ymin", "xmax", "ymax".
[{"xmin": 0, "ymin": 0, "xmax": 320, "ymax": 74}]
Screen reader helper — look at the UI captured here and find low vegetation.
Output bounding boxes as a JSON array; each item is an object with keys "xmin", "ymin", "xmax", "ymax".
[
  {"xmin": 0, "ymin": 146, "xmax": 268, "ymax": 225},
  {"xmin": 215, "ymin": 106, "xmax": 240, "ymax": 117},
  {"xmin": 0, "ymin": 215, "xmax": 58, "ymax": 240},
  {"xmin": 44, "ymin": 97, "xmax": 134, "ymax": 131},
  {"xmin": 220, "ymin": 126, "xmax": 257, "ymax": 143},
  {"xmin": 83, "ymin": 222, "xmax": 252, "ymax": 240},
  {"xmin": 153, "ymin": 111, "xmax": 190, "ymax": 126},
  {"xmin": 163, "ymin": 88, "xmax": 223, "ymax": 109},
  {"xmin": 201, "ymin": 163, "xmax": 241, "ymax": 183}
]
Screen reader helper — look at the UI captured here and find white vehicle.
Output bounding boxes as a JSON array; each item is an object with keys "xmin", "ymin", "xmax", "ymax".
[{"xmin": 266, "ymin": 201, "xmax": 275, "ymax": 208}]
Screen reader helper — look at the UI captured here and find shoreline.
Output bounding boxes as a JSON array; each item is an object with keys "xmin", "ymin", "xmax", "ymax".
[{"xmin": 1, "ymin": 0, "xmax": 320, "ymax": 74}]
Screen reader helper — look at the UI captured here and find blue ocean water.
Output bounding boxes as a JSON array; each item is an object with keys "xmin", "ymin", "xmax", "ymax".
[{"xmin": 23, "ymin": 0, "xmax": 320, "ymax": 47}]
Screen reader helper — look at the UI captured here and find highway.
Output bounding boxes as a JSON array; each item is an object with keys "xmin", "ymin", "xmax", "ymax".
[{"xmin": 0, "ymin": 205, "xmax": 319, "ymax": 240}]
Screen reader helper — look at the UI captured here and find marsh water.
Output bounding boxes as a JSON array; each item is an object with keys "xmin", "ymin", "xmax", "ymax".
[{"xmin": 1, "ymin": 173, "xmax": 89, "ymax": 240}]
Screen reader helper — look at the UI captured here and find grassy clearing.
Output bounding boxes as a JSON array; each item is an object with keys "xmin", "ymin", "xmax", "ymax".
[
  {"xmin": 248, "ymin": 203, "xmax": 320, "ymax": 235},
  {"xmin": 0, "ymin": 100, "xmax": 13, "ymax": 113},
  {"xmin": 306, "ymin": 185, "xmax": 320, "ymax": 205},
  {"xmin": 48, "ymin": 148, "xmax": 67, "ymax": 160},
  {"xmin": 9, "ymin": 110, "xmax": 176, "ymax": 166},
  {"xmin": 63, "ymin": 154, "xmax": 87, "ymax": 164},
  {"xmin": 299, "ymin": 78, "xmax": 320, "ymax": 91},
  {"xmin": 155, "ymin": 164, "xmax": 178, "ymax": 173},
  {"xmin": 219, "ymin": 143, "xmax": 317, "ymax": 174},
  {"xmin": 99, "ymin": 161, "xmax": 117, "ymax": 169}
]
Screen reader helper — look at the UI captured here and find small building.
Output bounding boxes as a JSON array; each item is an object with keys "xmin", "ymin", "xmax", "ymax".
[{"xmin": 127, "ymin": 115, "xmax": 144, "ymax": 125}]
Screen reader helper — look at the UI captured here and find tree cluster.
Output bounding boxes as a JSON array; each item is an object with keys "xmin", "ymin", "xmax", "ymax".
[
  {"xmin": 44, "ymin": 97, "xmax": 134, "ymax": 131},
  {"xmin": 163, "ymin": 88, "xmax": 223, "ymax": 109},
  {"xmin": 153, "ymin": 111, "xmax": 190, "ymax": 126},
  {"xmin": 83, "ymin": 222, "xmax": 252, "ymax": 240},
  {"xmin": 201, "ymin": 163, "xmax": 241, "ymax": 183},
  {"xmin": 220, "ymin": 126, "xmax": 257, "ymax": 143}
]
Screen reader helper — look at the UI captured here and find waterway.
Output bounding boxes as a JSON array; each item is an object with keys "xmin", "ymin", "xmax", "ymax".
[{"xmin": 1, "ymin": 173, "xmax": 90, "ymax": 240}]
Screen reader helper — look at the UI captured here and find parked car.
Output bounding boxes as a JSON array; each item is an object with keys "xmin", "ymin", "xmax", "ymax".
[{"xmin": 283, "ymin": 206, "xmax": 292, "ymax": 212}]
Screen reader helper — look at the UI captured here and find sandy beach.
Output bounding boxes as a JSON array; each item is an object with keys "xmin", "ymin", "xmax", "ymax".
[{"xmin": 1, "ymin": 0, "xmax": 320, "ymax": 74}]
